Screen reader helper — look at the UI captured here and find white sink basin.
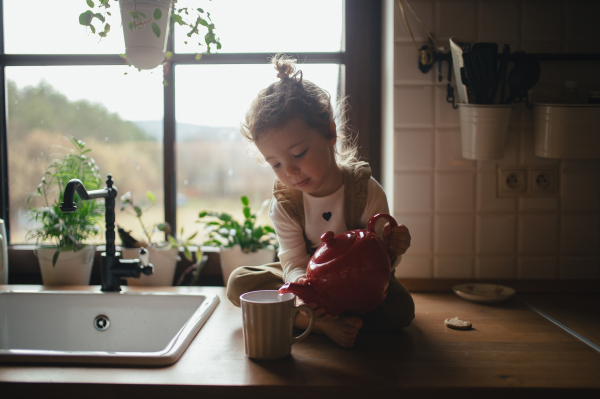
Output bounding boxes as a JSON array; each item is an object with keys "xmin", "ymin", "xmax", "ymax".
[{"xmin": 0, "ymin": 289, "xmax": 219, "ymax": 366}]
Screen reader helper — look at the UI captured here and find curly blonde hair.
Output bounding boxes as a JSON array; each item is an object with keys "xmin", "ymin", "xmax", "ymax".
[{"xmin": 241, "ymin": 54, "xmax": 358, "ymax": 165}]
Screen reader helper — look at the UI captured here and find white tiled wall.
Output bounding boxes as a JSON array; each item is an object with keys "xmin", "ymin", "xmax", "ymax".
[{"xmin": 388, "ymin": 0, "xmax": 600, "ymax": 280}]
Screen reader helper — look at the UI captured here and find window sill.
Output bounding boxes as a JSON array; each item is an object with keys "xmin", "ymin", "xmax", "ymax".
[{"xmin": 6, "ymin": 245, "xmax": 224, "ymax": 286}]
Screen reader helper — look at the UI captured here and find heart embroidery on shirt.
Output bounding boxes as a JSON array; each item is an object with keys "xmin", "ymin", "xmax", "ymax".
[{"xmin": 322, "ymin": 212, "xmax": 332, "ymax": 221}]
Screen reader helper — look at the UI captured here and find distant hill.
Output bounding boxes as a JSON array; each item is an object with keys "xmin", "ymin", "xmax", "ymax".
[{"xmin": 133, "ymin": 121, "xmax": 242, "ymax": 142}]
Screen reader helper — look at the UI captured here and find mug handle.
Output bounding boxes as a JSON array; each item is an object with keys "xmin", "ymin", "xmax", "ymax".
[{"xmin": 291, "ymin": 304, "xmax": 315, "ymax": 345}]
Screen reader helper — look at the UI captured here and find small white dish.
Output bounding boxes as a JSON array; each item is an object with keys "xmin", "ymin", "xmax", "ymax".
[{"xmin": 452, "ymin": 283, "xmax": 516, "ymax": 303}]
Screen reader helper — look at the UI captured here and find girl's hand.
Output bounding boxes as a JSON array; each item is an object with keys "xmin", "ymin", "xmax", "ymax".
[
  {"xmin": 296, "ymin": 278, "xmax": 337, "ymax": 322},
  {"xmin": 383, "ymin": 223, "xmax": 411, "ymax": 257}
]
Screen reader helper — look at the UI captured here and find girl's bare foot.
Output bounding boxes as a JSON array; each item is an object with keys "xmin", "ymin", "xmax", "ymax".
[{"xmin": 295, "ymin": 313, "xmax": 363, "ymax": 348}]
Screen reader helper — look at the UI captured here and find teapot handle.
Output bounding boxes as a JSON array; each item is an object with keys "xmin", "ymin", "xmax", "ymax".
[{"xmin": 367, "ymin": 213, "xmax": 398, "ymax": 260}]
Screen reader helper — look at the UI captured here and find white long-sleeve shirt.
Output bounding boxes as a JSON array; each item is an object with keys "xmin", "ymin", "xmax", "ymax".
[{"xmin": 269, "ymin": 178, "xmax": 401, "ymax": 283}]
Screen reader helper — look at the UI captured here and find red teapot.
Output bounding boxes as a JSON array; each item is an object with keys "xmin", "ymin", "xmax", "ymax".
[{"xmin": 279, "ymin": 213, "xmax": 397, "ymax": 316}]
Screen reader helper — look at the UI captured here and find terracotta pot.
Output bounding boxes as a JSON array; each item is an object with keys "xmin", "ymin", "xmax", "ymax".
[{"xmin": 280, "ymin": 213, "xmax": 397, "ymax": 316}]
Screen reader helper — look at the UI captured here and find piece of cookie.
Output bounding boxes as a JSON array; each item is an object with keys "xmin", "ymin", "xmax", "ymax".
[{"xmin": 444, "ymin": 317, "xmax": 472, "ymax": 330}]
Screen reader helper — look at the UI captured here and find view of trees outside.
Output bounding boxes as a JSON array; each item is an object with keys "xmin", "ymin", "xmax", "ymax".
[
  {"xmin": 6, "ymin": 71, "xmax": 165, "ymax": 244},
  {"xmin": 7, "ymin": 64, "xmax": 340, "ymax": 245}
]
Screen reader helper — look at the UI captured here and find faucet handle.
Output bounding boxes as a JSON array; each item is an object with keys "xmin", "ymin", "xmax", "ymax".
[
  {"xmin": 139, "ymin": 247, "xmax": 150, "ymax": 266},
  {"xmin": 138, "ymin": 248, "xmax": 153, "ymax": 276}
]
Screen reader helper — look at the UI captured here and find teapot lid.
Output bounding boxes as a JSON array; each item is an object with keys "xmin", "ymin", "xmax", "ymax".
[{"xmin": 312, "ymin": 231, "xmax": 357, "ymax": 264}]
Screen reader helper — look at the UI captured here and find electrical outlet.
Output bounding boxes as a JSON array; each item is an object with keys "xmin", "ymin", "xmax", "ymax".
[
  {"xmin": 497, "ymin": 167, "xmax": 528, "ymax": 196},
  {"xmin": 530, "ymin": 168, "xmax": 558, "ymax": 196}
]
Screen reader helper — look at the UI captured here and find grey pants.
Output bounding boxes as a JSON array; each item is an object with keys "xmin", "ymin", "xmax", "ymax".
[{"xmin": 226, "ymin": 262, "xmax": 415, "ymax": 332}]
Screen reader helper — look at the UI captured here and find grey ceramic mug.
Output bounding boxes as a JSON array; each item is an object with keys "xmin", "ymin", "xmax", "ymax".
[{"xmin": 240, "ymin": 290, "xmax": 315, "ymax": 360}]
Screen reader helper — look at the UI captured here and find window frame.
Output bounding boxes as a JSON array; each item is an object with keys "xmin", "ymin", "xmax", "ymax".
[{"xmin": 0, "ymin": 0, "xmax": 382, "ymax": 247}]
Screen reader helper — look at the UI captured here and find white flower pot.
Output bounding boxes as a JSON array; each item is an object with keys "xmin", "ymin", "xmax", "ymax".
[
  {"xmin": 219, "ymin": 246, "xmax": 276, "ymax": 287},
  {"xmin": 119, "ymin": 0, "xmax": 173, "ymax": 70},
  {"xmin": 35, "ymin": 246, "xmax": 96, "ymax": 286},
  {"xmin": 121, "ymin": 246, "xmax": 180, "ymax": 286}
]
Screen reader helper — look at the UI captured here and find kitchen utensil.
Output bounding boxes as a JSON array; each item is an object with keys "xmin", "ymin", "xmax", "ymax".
[
  {"xmin": 472, "ymin": 42, "xmax": 498, "ymax": 54},
  {"xmin": 450, "ymin": 37, "xmax": 473, "ymax": 103},
  {"xmin": 491, "ymin": 44, "xmax": 510, "ymax": 104},
  {"xmin": 279, "ymin": 213, "xmax": 397, "ymax": 316},
  {"xmin": 452, "ymin": 283, "xmax": 516, "ymax": 303},
  {"xmin": 240, "ymin": 290, "xmax": 315, "ymax": 360},
  {"xmin": 504, "ymin": 53, "xmax": 541, "ymax": 104},
  {"xmin": 463, "ymin": 50, "xmax": 495, "ymax": 104}
]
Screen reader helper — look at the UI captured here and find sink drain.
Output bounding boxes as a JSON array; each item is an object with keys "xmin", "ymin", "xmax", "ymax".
[{"xmin": 93, "ymin": 315, "xmax": 110, "ymax": 331}]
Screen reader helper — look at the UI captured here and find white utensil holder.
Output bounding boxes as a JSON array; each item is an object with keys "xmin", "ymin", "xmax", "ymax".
[
  {"xmin": 458, "ymin": 104, "xmax": 514, "ymax": 160},
  {"xmin": 533, "ymin": 104, "xmax": 600, "ymax": 159}
]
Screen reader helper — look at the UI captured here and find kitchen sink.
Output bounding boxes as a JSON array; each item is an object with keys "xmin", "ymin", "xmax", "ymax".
[{"xmin": 0, "ymin": 288, "xmax": 219, "ymax": 366}]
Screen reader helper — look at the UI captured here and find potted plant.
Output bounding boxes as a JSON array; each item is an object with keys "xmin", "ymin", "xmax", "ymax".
[
  {"xmin": 198, "ymin": 196, "xmax": 278, "ymax": 286},
  {"xmin": 26, "ymin": 136, "xmax": 104, "ymax": 285},
  {"xmin": 79, "ymin": 0, "xmax": 221, "ymax": 70},
  {"xmin": 118, "ymin": 190, "xmax": 197, "ymax": 286}
]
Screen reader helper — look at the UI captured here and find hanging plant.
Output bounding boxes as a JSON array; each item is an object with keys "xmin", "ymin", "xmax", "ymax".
[{"xmin": 79, "ymin": 0, "xmax": 221, "ymax": 69}]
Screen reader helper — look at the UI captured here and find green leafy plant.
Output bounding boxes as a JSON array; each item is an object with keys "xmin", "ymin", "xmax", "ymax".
[
  {"xmin": 119, "ymin": 190, "xmax": 197, "ymax": 261},
  {"xmin": 26, "ymin": 136, "xmax": 105, "ymax": 266},
  {"xmin": 198, "ymin": 196, "xmax": 278, "ymax": 253},
  {"xmin": 79, "ymin": 0, "xmax": 221, "ymax": 58}
]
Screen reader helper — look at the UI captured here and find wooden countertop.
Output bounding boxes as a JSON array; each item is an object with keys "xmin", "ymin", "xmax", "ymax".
[{"xmin": 1, "ymin": 285, "xmax": 600, "ymax": 398}]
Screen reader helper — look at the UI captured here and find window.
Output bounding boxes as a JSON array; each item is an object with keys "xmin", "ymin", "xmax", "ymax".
[{"xmin": 0, "ymin": 0, "xmax": 345, "ymax": 245}]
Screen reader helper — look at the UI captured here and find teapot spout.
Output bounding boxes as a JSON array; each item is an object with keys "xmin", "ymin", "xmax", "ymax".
[{"xmin": 279, "ymin": 282, "xmax": 342, "ymax": 316}]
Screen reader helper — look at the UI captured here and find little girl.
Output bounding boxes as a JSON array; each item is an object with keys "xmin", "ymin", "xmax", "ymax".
[{"xmin": 227, "ymin": 54, "xmax": 414, "ymax": 348}]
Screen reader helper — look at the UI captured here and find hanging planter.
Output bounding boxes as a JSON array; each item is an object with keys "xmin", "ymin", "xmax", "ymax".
[
  {"xmin": 119, "ymin": 0, "xmax": 172, "ymax": 70},
  {"xmin": 79, "ymin": 0, "xmax": 221, "ymax": 72}
]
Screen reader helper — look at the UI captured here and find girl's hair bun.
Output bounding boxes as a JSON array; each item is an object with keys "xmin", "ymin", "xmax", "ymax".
[{"xmin": 272, "ymin": 54, "xmax": 297, "ymax": 80}]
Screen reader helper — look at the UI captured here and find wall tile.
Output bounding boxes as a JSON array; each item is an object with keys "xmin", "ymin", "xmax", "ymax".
[
  {"xmin": 477, "ymin": 215, "xmax": 516, "ymax": 254},
  {"xmin": 394, "ymin": 85, "xmax": 435, "ymax": 127},
  {"xmin": 476, "ymin": 256, "xmax": 516, "ymax": 279},
  {"xmin": 436, "ymin": 0, "xmax": 477, "ymax": 39},
  {"xmin": 395, "ymin": 129, "xmax": 434, "ymax": 170},
  {"xmin": 394, "ymin": 171, "xmax": 434, "ymax": 212},
  {"xmin": 435, "ymin": 171, "xmax": 475, "ymax": 212},
  {"xmin": 519, "ymin": 214, "xmax": 558, "ymax": 255},
  {"xmin": 395, "ymin": 213, "xmax": 433, "ymax": 255},
  {"xmin": 389, "ymin": 0, "xmax": 600, "ymax": 280},
  {"xmin": 497, "ymin": 128, "xmax": 520, "ymax": 166},
  {"xmin": 434, "ymin": 255, "xmax": 474, "ymax": 278},
  {"xmin": 396, "ymin": 255, "xmax": 433, "ymax": 278},
  {"xmin": 559, "ymin": 257, "xmax": 600, "ymax": 279},
  {"xmin": 477, "ymin": 170, "xmax": 518, "ymax": 213},
  {"xmin": 562, "ymin": 159, "xmax": 600, "ymax": 172},
  {"xmin": 561, "ymin": 171, "xmax": 600, "ymax": 212},
  {"xmin": 435, "ymin": 128, "xmax": 476, "ymax": 170},
  {"xmin": 518, "ymin": 256, "xmax": 559, "ymax": 279},
  {"xmin": 435, "ymin": 213, "xmax": 474, "ymax": 254},
  {"xmin": 519, "ymin": 197, "xmax": 558, "ymax": 213},
  {"xmin": 560, "ymin": 215, "xmax": 600, "ymax": 256},
  {"xmin": 479, "ymin": 0, "xmax": 520, "ymax": 41},
  {"xmin": 522, "ymin": 0, "xmax": 563, "ymax": 41},
  {"xmin": 565, "ymin": 0, "xmax": 600, "ymax": 41},
  {"xmin": 394, "ymin": 0, "xmax": 435, "ymax": 40},
  {"xmin": 394, "ymin": 42, "xmax": 435, "ymax": 84},
  {"xmin": 435, "ymin": 85, "xmax": 461, "ymax": 127}
]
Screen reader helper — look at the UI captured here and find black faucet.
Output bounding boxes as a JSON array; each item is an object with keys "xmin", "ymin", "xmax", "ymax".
[{"xmin": 60, "ymin": 174, "xmax": 153, "ymax": 292}]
